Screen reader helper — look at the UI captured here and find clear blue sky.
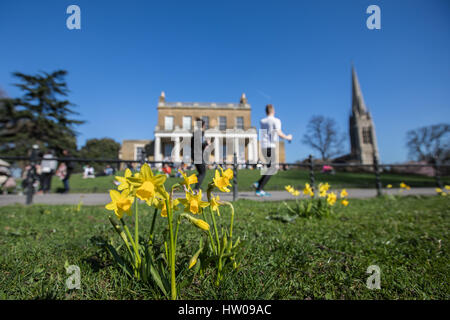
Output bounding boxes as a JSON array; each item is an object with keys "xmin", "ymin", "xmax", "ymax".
[{"xmin": 1, "ymin": 0, "xmax": 449, "ymax": 163}]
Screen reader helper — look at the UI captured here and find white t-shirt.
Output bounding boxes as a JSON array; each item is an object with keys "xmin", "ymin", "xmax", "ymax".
[{"xmin": 260, "ymin": 115, "xmax": 282, "ymax": 149}]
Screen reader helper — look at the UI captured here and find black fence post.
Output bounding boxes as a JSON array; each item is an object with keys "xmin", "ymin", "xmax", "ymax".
[
  {"xmin": 434, "ymin": 157, "xmax": 443, "ymax": 189},
  {"xmin": 308, "ymin": 154, "xmax": 315, "ymax": 194},
  {"xmin": 233, "ymin": 152, "xmax": 238, "ymax": 201},
  {"xmin": 373, "ymin": 153, "xmax": 382, "ymax": 197}
]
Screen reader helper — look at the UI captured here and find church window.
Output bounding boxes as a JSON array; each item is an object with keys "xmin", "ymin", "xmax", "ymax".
[{"xmin": 362, "ymin": 127, "xmax": 372, "ymax": 144}]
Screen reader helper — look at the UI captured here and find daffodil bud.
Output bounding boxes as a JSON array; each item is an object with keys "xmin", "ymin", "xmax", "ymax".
[
  {"xmin": 188, "ymin": 246, "xmax": 203, "ymax": 269},
  {"xmin": 182, "ymin": 214, "xmax": 210, "ymax": 231}
]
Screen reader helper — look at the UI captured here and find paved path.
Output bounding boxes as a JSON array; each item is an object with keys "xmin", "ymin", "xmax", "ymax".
[{"xmin": 0, "ymin": 188, "xmax": 439, "ymax": 206}]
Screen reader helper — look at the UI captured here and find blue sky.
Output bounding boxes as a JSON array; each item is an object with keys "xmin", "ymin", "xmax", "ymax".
[{"xmin": 1, "ymin": 0, "xmax": 449, "ymax": 163}]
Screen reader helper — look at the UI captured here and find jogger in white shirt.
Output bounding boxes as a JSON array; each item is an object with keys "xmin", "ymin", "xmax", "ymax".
[{"xmin": 254, "ymin": 104, "xmax": 292, "ymax": 196}]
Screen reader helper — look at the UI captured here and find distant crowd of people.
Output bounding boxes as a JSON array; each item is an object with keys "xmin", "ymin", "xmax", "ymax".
[
  {"xmin": 18, "ymin": 149, "xmax": 116, "ymax": 195},
  {"xmin": 22, "ymin": 149, "xmax": 76, "ymax": 194}
]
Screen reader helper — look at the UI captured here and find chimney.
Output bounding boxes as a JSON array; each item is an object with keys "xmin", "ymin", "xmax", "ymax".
[
  {"xmin": 240, "ymin": 93, "xmax": 247, "ymax": 104},
  {"xmin": 159, "ymin": 91, "xmax": 166, "ymax": 103}
]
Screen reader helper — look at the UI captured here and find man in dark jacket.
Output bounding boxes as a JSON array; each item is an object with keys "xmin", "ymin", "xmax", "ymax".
[
  {"xmin": 191, "ymin": 118, "xmax": 210, "ymax": 192},
  {"xmin": 61, "ymin": 149, "xmax": 74, "ymax": 193}
]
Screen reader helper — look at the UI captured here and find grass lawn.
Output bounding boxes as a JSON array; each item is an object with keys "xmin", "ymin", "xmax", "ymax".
[
  {"xmin": 48, "ymin": 169, "xmax": 449, "ymax": 193},
  {"xmin": 0, "ymin": 195, "xmax": 448, "ymax": 299}
]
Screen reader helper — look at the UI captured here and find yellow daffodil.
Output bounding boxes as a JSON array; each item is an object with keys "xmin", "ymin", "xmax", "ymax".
[
  {"xmin": 285, "ymin": 185, "xmax": 295, "ymax": 193},
  {"xmin": 436, "ymin": 188, "xmax": 443, "ymax": 194},
  {"xmin": 223, "ymin": 167, "xmax": 233, "ymax": 180},
  {"xmin": 340, "ymin": 189, "xmax": 348, "ymax": 198},
  {"xmin": 210, "ymin": 194, "xmax": 221, "ymax": 216},
  {"xmin": 326, "ymin": 192, "xmax": 337, "ymax": 206},
  {"xmin": 445, "ymin": 185, "xmax": 450, "ymax": 190},
  {"xmin": 105, "ymin": 189, "xmax": 134, "ymax": 219},
  {"xmin": 285, "ymin": 185, "xmax": 300, "ymax": 196},
  {"xmin": 179, "ymin": 190, "xmax": 210, "ymax": 214},
  {"xmin": 319, "ymin": 183, "xmax": 330, "ymax": 193},
  {"xmin": 400, "ymin": 182, "xmax": 407, "ymax": 188},
  {"xmin": 441, "ymin": 192, "xmax": 447, "ymax": 197},
  {"xmin": 152, "ymin": 197, "xmax": 180, "ymax": 217},
  {"xmin": 213, "ymin": 166, "xmax": 233, "ymax": 192},
  {"xmin": 127, "ymin": 163, "xmax": 167, "ymax": 202},
  {"xmin": 179, "ymin": 169, "xmax": 198, "ymax": 188},
  {"xmin": 182, "ymin": 214, "xmax": 210, "ymax": 231},
  {"xmin": 386, "ymin": 184, "xmax": 392, "ymax": 189},
  {"xmin": 318, "ymin": 183, "xmax": 330, "ymax": 197},
  {"xmin": 115, "ymin": 168, "xmax": 133, "ymax": 191},
  {"xmin": 341, "ymin": 199, "xmax": 349, "ymax": 206},
  {"xmin": 303, "ymin": 183, "xmax": 314, "ymax": 197}
]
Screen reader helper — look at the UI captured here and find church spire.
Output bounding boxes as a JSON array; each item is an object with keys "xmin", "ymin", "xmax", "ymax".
[{"xmin": 351, "ymin": 66, "xmax": 367, "ymax": 114}]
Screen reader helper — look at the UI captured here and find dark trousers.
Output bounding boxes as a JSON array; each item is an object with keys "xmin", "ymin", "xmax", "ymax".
[
  {"xmin": 41, "ymin": 172, "xmax": 53, "ymax": 193},
  {"xmin": 194, "ymin": 163, "xmax": 206, "ymax": 191},
  {"xmin": 257, "ymin": 148, "xmax": 276, "ymax": 191},
  {"xmin": 63, "ymin": 175, "xmax": 71, "ymax": 193}
]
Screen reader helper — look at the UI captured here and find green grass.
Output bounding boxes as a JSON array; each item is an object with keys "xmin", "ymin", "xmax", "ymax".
[
  {"xmin": 0, "ymin": 196, "xmax": 449, "ymax": 299},
  {"xmin": 47, "ymin": 169, "xmax": 449, "ymax": 193}
]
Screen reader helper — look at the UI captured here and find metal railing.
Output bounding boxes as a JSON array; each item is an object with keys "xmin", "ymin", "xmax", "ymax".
[{"xmin": 1, "ymin": 152, "xmax": 449, "ymax": 205}]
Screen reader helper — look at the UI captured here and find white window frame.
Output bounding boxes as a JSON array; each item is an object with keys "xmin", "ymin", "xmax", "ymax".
[
  {"xmin": 218, "ymin": 116, "xmax": 227, "ymax": 130},
  {"xmin": 236, "ymin": 116, "xmax": 244, "ymax": 129},
  {"xmin": 182, "ymin": 116, "xmax": 192, "ymax": 130},
  {"xmin": 165, "ymin": 116, "xmax": 174, "ymax": 130}
]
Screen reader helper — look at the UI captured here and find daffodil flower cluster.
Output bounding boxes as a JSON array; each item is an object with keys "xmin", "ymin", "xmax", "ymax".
[
  {"xmin": 435, "ymin": 185, "xmax": 450, "ymax": 197},
  {"xmin": 282, "ymin": 182, "xmax": 348, "ymax": 218},
  {"xmin": 103, "ymin": 163, "xmax": 240, "ymax": 299},
  {"xmin": 399, "ymin": 182, "xmax": 411, "ymax": 191}
]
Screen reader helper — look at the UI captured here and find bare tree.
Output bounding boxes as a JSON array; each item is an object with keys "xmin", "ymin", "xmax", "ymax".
[
  {"xmin": 302, "ymin": 115, "xmax": 346, "ymax": 161},
  {"xmin": 406, "ymin": 123, "xmax": 449, "ymax": 163}
]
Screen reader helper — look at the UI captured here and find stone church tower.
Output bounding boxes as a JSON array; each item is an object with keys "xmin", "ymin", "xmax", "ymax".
[{"xmin": 349, "ymin": 66, "xmax": 380, "ymax": 165}]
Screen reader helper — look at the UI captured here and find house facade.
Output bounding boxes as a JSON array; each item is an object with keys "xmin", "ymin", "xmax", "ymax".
[{"xmin": 119, "ymin": 92, "xmax": 286, "ymax": 166}]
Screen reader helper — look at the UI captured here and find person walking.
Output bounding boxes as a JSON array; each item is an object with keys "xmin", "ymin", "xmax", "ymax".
[
  {"xmin": 191, "ymin": 118, "xmax": 210, "ymax": 192},
  {"xmin": 254, "ymin": 104, "xmax": 292, "ymax": 196},
  {"xmin": 39, "ymin": 150, "xmax": 58, "ymax": 194},
  {"xmin": 60, "ymin": 149, "xmax": 74, "ymax": 194}
]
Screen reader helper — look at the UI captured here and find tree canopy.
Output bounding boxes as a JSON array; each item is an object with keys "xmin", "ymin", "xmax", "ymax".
[
  {"xmin": 406, "ymin": 123, "xmax": 449, "ymax": 163},
  {"xmin": 79, "ymin": 138, "xmax": 121, "ymax": 172},
  {"xmin": 301, "ymin": 115, "xmax": 346, "ymax": 161},
  {"xmin": 0, "ymin": 70, "xmax": 84, "ymax": 156}
]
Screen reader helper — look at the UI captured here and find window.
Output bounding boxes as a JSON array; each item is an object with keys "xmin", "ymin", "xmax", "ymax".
[
  {"xmin": 218, "ymin": 116, "xmax": 227, "ymax": 130},
  {"xmin": 165, "ymin": 116, "xmax": 174, "ymax": 130},
  {"xmin": 164, "ymin": 143, "xmax": 173, "ymax": 157},
  {"xmin": 236, "ymin": 117, "xmax": 244, "ymax": 129},
  {"xmin": 135, "ymin": 146, "xmax": 145, "ymax": 161},
  {"xmin": 201, "ymin": 116, "xmax": 209, "ymax": 129},
  {"xmin": 362, "ymin": 127, "xmax": 372, "ymax": 144},
  {"xmin": 183, "ymin": 116, "xmax": 192, "ymax": 130}
]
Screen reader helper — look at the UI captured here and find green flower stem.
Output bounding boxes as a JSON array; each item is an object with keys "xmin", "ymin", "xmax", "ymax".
[
  {"xmin": 209, "ymin": 207, "xmax": 221, "ymax": 254},
  {"xmin": 222, "ymin": 201, "xmax": 235, "ymax": 241},
  {"xmin": 165, "ymin": 198, "xmax": 177, "ymax": 300},
  {"xmin": 148, "ymin": 208, "xmax": 158, "ymax": 245},
  {"xmin": 202, "ymin": 210, "xmax": 217, "ymax": 254},
  {"xmin": 109, "ymin": 217, "xmax": 134, "ymax": 260},
  {"xmin": 135, "ymin": 200, "xmax": 140, "ymax": 268},
  {"xmin": 120, "ymin": 219, "xmax": 141, "ymax": 265},
  {"xmin": 174, "ymin": 214, "xmax": 182, "ymax": 247},
  {"xmin": 207, "ymin": 228, "xmax": 217, "ymax": 254}
]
